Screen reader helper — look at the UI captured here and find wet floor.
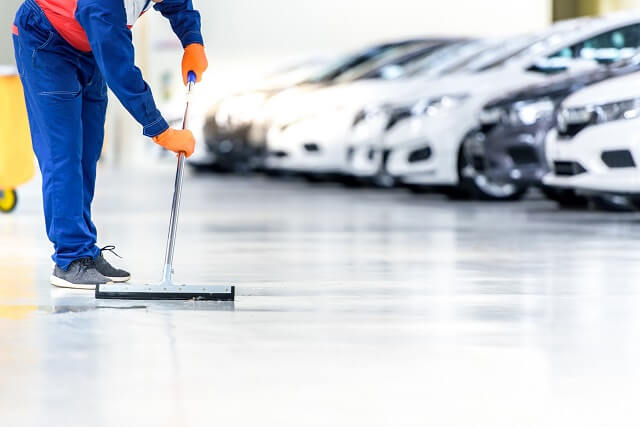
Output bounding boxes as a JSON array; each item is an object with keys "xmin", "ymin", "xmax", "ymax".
[{"xmin": 2, "ymin": 163, "xmax": 640, "ymax": 426}]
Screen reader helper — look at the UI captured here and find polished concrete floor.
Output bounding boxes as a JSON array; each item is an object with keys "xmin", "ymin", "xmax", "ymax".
[{"xmin": 2, "ymin": 163, "xmax": 640, "ymax": 426}]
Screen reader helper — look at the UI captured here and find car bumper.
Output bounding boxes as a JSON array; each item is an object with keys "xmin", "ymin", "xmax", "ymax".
[
  {"xmin": 543, "ymin": 120, "xmax": 640, "ymax": 194},
  {"xmin": 477, "ymin": 120, "xmax": 552, "ymax": 186},
  {"xmin": 383, "ymin": 109, "xmax": 479, "ymax": 186},
  {"xmin": 264, "ymin": 113, "xmax": 354, "ymax": 174}
]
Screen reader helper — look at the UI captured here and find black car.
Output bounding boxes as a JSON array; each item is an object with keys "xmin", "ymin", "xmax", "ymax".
[
  {"xmin": 461, "ymin": 54, "xmax": 640, "ymax": 201},
  {"xmin": 202, "ymin": 38, "xmax": 457, "ymax": 173}
]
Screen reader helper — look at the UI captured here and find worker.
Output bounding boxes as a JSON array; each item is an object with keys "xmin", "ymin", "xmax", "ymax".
[{"xmin": 12, "ymin": 0, "xmax": 208, "ymax": 289}]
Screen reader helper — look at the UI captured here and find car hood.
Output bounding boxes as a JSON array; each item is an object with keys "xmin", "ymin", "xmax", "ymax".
[
  {"xmin": 563, "ymin": 71, "xmax": 640, "ymax": 108},
  {"xmin": 485, "ymin": 68, "xmax": 613, "ymax": 109},
  {"xmin": 266, "ymin": 68, "xmax": 545, "ymax": 123}
]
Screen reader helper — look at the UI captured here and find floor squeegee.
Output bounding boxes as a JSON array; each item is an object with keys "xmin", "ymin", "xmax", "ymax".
[{"xmin": 96, "ymin": 72, "xmax": 235, "ymax": 301}]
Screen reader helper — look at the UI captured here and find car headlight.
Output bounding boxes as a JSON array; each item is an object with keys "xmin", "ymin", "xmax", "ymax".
[
  {"xmin": 411, "ymin": 94, "xmax": 469, "ymax": 117},
  {"xmin": 593, "ymin": 98, "xmax": 640, "ymax": 123},
  {"xmin": 507, "ymin": 98, "xmax": 556, "ymax": 126},
  {"xmin": 364, "ymin": 95, "xmax": 469, "ymax": 134},
  {"xmin": 353, "ymin": 106, "xmax": 391, "ymax": 133}
]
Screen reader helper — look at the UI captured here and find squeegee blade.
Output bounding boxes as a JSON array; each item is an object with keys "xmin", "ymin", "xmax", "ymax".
[{"xmin": 95, "ymin": 283, "xmax": 235, "ymax": 301}]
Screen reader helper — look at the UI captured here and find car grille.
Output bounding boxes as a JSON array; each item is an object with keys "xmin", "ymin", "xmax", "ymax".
[
  {"xmin": 601, "ymin": 150, "xmax": 636, "ymax": 168},
  {"xmin": 553, "ymin": 161, "xmax": 587, "ymax": 176},
  {"xmin": 557, "ymin": 108, "xmax": 595, "ymax": 138},
  {"xmin": 479, "ymin": 122, "xmax": 498, "ymax": 135},
  {"xmin": 269, "ymin": 151, "xmax": 289, "ymax": 158},
  {"xmin": 508, "ymin": 146, "xmax": 539, "ymax": 166},
  {"xmin": 303, "ymin": 143, "xmax": 320, "ymax": 153},
  {"xmin": 408, "ymin": 146, "xmax": 433, "ymax": 163},
  {"xmin": 558, "ymin": 122, "xmax": 592, "ymax": 138}
]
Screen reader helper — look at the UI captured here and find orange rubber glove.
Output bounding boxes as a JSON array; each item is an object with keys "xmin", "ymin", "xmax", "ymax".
[
  {"xmin": 152, "ymin": 128, "xmax": 196, "ymax": 157},
  {"xmin": 182, "ymin": 43, "xmax": 208, "ymax": 85}
]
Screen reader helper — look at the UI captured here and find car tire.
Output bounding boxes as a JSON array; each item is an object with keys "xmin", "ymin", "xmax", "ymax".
[
  {"xmin": 590, "ymin": 195, "xmax": 635, "ymax": 212},
  {"xmin": 301, "ymin": 173, "xmax": 328, "ymax": 183},
  {"xmin": 404, "ymin": 184, "xmax": 431, "ymax": 194},
  {"xmin": 441, "ymin": 186, "xmax": 472, "ymax": 200},
  {"xmin": 339, "ymin": 175, "xmax": 370, "ymax": 188},
  {"xmin": 540, "ymin": 186, "xmax": 589, "ymax": 209},
  {"xmin": 458, "ymin": 143, "xmax": 528, "ymax": 201}
]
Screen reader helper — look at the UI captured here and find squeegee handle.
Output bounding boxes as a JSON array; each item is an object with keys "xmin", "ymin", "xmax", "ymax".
[{"xmin": 161, "ymin": 71, "xmax": 196, "ymax": 284}]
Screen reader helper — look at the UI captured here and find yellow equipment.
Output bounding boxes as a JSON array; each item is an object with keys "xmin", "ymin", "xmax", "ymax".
[{"xmin": 0, "ymin": 68, "xmax": 33, "ymax": 213}]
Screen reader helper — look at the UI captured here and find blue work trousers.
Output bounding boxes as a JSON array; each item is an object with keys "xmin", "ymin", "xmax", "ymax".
[{"xmin": 13, "ymin": 0, "xmax": 107, "ymax": 269}]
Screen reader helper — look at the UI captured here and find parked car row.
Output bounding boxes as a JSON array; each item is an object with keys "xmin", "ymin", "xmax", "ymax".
[{"xmin": 170, "ymin": 11, "xmax": 640, "ymax": 210}]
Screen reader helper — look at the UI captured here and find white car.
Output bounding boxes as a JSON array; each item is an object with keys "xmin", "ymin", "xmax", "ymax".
[
  {"xmin": 261, "ymin": 17, "xmax": 592, "ymax": 178},
  {"xmin": 543, "ymin": 71, "xmax": 640, "ymax": 209},
  {"xmin": 347, "ymin": 12, "xmax": 640, "ymax": 194},
  {"xmin": 262, "ymin": 38, "xmax": 511, "ymax": 176}
]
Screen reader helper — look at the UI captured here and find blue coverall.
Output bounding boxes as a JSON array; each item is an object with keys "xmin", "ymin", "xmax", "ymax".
[{"xmin": 12, "ymin": 0, "xmax": 202, "ymax": 269}]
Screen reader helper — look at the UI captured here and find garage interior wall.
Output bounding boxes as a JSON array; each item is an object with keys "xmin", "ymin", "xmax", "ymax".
[
  {"xmin": 1, "ymin": 1, "xmax": 638, "ymax": 163},
  {"xmin": 1, "ymin": 0, "xmax": 21, "ymax": 65},
  {"xmin": 554, "ymin": 0, "xmax": 640, "ymax": 20}
]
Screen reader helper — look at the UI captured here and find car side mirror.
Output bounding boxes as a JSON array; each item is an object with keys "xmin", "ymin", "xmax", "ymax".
[{"xmin": 527, "ymin": 58, "xmax": 569, "ymax": 75}]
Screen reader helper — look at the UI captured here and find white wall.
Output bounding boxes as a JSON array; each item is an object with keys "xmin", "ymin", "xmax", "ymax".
[
  {"xmin": 183, "ymin": 0, "xmax": 552, "ymax": 82},
  {"xmin": 1, "ymin": 0, "xmax": 22, "ymax": 65},
  {"xmin": 141, "ymin": 0, "xmax": 554, "ymax": 103}
]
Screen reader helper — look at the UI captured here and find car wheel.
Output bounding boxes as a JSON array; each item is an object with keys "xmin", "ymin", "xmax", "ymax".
[
  {"xmin": 590, "ymin": 195, "xmax": 635, "ymax": 212},
  {"xmin": 371, "ymin": 172, "xmax": 395, "ymax": 188},
  {"xmin": 458, "ymin": 142, "xmax": 528, "ymax": 201},
  {"xmin": 187, "ymin": 162, "xmax": 217, "ymax": 174},
  {"xmin": 540, "ymin": 186, "xmax": 589, "ymax": 209},
  {"xmin": 0, "ymin": 189, "xmax": 17, "ymax": 213},
  {"xmin": 339, "ymin": 175, "xmax": 369, "ymax": 188}
]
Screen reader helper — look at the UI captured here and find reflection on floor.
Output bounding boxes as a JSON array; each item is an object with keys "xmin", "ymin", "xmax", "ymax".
[{"xmin": 2, "ymin": 164, "xmax": 640, "ymax": 426}]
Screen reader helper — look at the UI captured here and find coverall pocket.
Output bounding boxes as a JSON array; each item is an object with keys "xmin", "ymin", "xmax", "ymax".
[{"xmin": 38, "ymin": 89, "xmax": 82, "ymax": 101}]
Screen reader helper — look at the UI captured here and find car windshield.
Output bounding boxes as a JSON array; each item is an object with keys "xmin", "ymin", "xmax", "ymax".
[
  {"xmin": 331, "ymin": 43, "xmax": 441, "ymax": 83},
  {"xmin": 259, "ymin": 59, "xmax": 333, "ymax": 88},
  {"xmin": 499, "ymin": 20, "xmax": 589, "ymax": 68},
  {"xmin": 305, "ymin": 43, "xmax": 422, "ymax": 83},
  {"xmin": 401, "ymin": 39, "xmax": 497, "ymax": 78},
  {"xmin": 461, "ymin": 35, "xmax": 540, "ymax": 72},
  {"xmin": 465, "ymin": 20, "xmax": 591, "ymax": 73}
]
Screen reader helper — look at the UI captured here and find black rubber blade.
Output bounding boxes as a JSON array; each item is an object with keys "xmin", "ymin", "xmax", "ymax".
[{"xmin": 95, "ymin": 283, "xmax": 235, "ymax": 301}]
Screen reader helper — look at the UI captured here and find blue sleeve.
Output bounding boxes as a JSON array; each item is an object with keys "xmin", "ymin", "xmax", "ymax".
[
  {"xmin": 75, "ymin": 0, "xmax": 169, "ymax": 137},
  {"xmin": 153, "ymin": 0, "xmax": 204, "ymax": 48}
]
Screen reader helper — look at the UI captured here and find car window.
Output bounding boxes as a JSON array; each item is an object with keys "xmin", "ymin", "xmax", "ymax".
[
  {"xmin": 402, "ymin": 40, "xmax": 494, "ymax": 78},
  {"xmin": 331, "ymin": 44, "xmax": 435, "ymax": 84},
  {"xmin": 305, "ymin": 43, "xmax": 423, "ymax": 83},
  {"xmin": 462, "ymin": 35, "xmax": 538, "ymax": 73},
  {"xmin": 549, "ymin": 23, "xmax": 640, "ymax": 64}
]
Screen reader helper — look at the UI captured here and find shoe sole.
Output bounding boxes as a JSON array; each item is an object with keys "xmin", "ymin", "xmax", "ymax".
[
  {"xmin": 50, "ymin": 275, "xmax": 111, "ymax": 291},
  {"xmin": 107, "ymin": 276, "xmax": 131, "ymax": 283}
]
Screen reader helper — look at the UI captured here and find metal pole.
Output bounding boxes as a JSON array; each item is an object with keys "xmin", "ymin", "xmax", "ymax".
[{"xmin": 161, "ymin": 78, "xmax": 195, "ymax": 284}]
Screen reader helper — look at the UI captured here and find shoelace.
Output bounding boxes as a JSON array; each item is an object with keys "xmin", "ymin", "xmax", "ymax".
[
  {"xmin": 76, "ymin": 257, "xmax": 96, "ymax": 270},
  {"xmin": 100, "ymin": 245, "xmax": 123, "ymax": 259}
]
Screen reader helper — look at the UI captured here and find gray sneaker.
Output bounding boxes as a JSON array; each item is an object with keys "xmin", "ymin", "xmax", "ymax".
[
  {"xmin": 94, "ymin": 246, "xmax": 131, "ymax": 283},
  {"xmin": 50, "ymin": 258, "xmax": 112, "ymax": 290}
]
